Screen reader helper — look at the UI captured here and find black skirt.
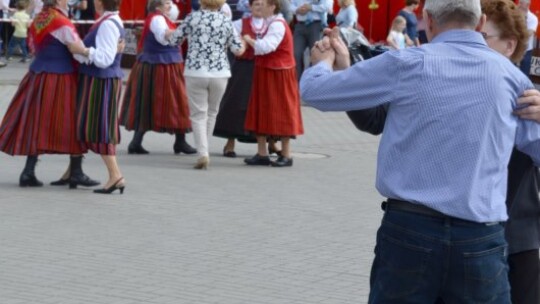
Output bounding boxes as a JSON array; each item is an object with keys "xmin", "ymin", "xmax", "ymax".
[{"xmin": 213, "ymin": 59, "xmax": 257, "ymax": 143}]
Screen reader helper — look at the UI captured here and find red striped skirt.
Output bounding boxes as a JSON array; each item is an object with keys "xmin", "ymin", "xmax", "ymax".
[
  {"xmin": 76, "ymin": 74, "xmax": 122, "ymax": 155},
  {"xmin": 244, "ymin": 66, "xmax": 304, "ymax": 137},
  {"xmin": 120, "ymin": 61, "xmax": 191, "ymax": 134},
  {"xmin": 0, "ymin": 71, "xmax": 87, "ymax": 155}
]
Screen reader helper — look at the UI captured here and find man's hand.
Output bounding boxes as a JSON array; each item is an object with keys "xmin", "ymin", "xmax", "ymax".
[
  {"xmin": 514, "ymin": 89, "xmax": 540, "ymax": 123},
  {"xmin": 324, "ymin": 27, "xmax": 350, "ymax": 70},
  {"xmin": 310, "ymin": 36, "xmax": 335, "ymax": 67}
]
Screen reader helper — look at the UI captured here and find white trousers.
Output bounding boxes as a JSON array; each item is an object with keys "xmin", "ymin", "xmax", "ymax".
[{"xmin": 185, "ymin": 76, "xmax": 228, "ymax": 157}]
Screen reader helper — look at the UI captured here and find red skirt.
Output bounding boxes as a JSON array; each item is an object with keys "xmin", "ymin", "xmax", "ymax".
[
  {"xmin": 0, "ymin": 71, "xmax": 87, "ymax": 155},
  {"xmin": 244, "ymin": 66, "xmax": 304, "ymax": 137},
  {"xmin": 120, "ymin": 61, "xmax": 191, "ymax": 134}
]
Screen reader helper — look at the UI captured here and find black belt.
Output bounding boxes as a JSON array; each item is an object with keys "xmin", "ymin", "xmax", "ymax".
[
  {"xmin": 382, "ymin": 199, "xmax": 448, "ymax": 218},
  {"xmin": 382, "ymin": 199, "xmax": 501, "ymax": 226},
  {"xmin": 297, "ymin": 20, "xmax": 321, "ymax": 24}
]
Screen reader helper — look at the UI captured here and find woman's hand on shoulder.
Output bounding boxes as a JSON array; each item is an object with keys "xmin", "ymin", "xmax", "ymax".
[{"xmin": 515, "ymin": 89, "xmax": 540, "ymax": 123}]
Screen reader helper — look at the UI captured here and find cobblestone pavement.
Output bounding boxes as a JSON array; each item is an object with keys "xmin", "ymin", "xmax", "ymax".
[{"xmin": 0, "ymin": 60, "xmax": 384, "ymax": 303}]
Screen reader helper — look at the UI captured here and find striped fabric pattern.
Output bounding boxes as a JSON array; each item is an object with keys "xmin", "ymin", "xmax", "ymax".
[
  {"xmin": 76, "ymin": 74, "xmax": 122, "ymax": 155},
  {"xmin": 244, "ymin": 67, "xmax": 304, "ymax": 137},
  {"xmin": 120, "ymin": 61, "xmax": 191, "ymax": 134},
  {"xmin": 0, "ymin": 71, "xmax": 87, "ymax": 155},
  {"xmin": 300, "ymin": 30, "xmax": 539, "ymax": 222}
]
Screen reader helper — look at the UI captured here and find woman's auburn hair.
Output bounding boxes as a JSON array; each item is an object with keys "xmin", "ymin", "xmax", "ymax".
[{"xmin": 481, "ymin": 0, "xmax": 528, "ymax": 64}]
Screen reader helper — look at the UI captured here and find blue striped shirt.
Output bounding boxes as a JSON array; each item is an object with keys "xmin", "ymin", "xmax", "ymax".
[{"xmin": 300, "ymin": 30, "xmax": 540, "ymax": 222}]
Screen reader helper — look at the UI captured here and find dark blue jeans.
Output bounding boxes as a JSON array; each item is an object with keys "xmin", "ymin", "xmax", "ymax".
[
  {"xmin": 7, "ymin": 36, "xmax": 28, "ymax": 58},
  {"xmin": 368, "ymin": 208, "xmax": 510, "ymax": 303}
]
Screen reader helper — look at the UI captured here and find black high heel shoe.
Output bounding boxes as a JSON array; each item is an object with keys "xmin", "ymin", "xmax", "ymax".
[{"xmin": 93, "ymin": 177, "xmax": 125, "ymax": 194}]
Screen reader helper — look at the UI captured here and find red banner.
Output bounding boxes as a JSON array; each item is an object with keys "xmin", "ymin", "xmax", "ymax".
[{"xmin": 119, "ymin": 0, "xmax": 146, "ymax": 20}]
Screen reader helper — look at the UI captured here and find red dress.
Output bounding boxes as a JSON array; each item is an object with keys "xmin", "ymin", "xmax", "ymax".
[{"xmin": 244, "ymin": 18, "xmax": 304, "ymax": 137}]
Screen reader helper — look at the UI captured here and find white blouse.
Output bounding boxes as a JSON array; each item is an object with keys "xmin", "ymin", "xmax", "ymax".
[
  {"xmin": 150, "ymin": 14, "xmax": 170, "ymax": 46},
  {"xmin": 253, "ymin": 15, "xmax": 285, "ymax": 56},
  {"xmin": 75, "ymin": 11, "xmax": 123, "ymax": 68},
  {"xmin": 232, "ymin": 16, "xmax": 264, "ymax": 36}
]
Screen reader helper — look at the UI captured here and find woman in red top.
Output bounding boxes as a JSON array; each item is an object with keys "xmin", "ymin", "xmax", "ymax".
[{"xmin": 243, "ymin": 0, "xmax": 304, "ymax": 167}]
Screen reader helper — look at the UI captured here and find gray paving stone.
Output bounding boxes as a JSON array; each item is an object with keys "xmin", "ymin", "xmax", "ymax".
[{"xmin": 0, "ymin": 60, "xmax": 384, "ymax": 303}]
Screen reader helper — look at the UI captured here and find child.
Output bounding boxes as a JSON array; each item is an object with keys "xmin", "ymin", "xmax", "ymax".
[
  {"xmin": 7, "ymin": 0, "xmax": 31, "ymax": 63},
  {"xmin": 386, "ymin": 15, "xmax": 413, "ymax": 50}
]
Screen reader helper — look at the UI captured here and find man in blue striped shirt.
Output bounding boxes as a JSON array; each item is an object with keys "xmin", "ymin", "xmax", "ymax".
[{"xmin": 300, "ymin": 0, "xmax": 540, "ymax": 302}]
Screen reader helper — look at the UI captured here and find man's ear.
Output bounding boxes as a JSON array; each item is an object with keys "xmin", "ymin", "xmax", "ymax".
[
  {"xmin": 475, "ymin": 13, "xmax": 487, "ymax": 32},
  {"xmin": 423, "ymin": 9, "xmax": 434, "ymax": 41}
]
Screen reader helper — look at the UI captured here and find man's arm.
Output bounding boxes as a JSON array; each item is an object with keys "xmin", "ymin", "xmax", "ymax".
[{"xmin": 300, "ymin": 48, "xmax": 399, "ymax": 112}]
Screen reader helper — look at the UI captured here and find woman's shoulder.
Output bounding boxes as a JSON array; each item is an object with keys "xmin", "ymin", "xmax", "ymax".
[{"xmin": 98, "ymin": 14, "xmax": 124, "ymax": 33}]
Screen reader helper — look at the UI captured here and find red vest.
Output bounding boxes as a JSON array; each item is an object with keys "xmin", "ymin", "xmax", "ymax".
[{"xmin": 256, "ymin": 19, "xmax": 295, "ymax": 69}]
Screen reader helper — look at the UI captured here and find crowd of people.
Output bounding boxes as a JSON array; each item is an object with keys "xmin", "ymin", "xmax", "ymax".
[
  {"xmin": 0, "ymin": 0, "xmax": 305, "ymax": 196},
  {"xmin": 1, "ymin": 0, "xmax": 540, "ymax": 302}
]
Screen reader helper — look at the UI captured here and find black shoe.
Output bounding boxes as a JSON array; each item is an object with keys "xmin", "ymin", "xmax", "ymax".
[
  {"xmin": 128, "ymin": 143, "xmax": 149, "ymax": 154},
  {"xmin": 271, "ymin": 156, "xmax": 293, "ymax": 167},
  {"xmin": 93, "ymin": 177, "xmax": 125, "ymax": 194},
  {"xmin": 50, "ymin": 178, "xmax": 70, "ymax": 186},
  {"xmin": 68, "ymin": 173, "xmax": 100, "ymax": 189},
  {"xmin": 174, "ymin": 142, "xmax": 197, "ymax": 154},
  {"xmin": 19, "ymin": 172, "xmax": 44, "ymax": 187},
  {"xmin": 244, "ymin": 154, "xmax": 271, "ymax": 166},
  {"xmin": 223, "ymin": 147, "xmax": 237, "ymax": 158}
]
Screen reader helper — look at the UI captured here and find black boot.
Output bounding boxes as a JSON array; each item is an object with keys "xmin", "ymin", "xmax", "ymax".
[
  {"xmin": 68, "ymin": 156, "xmax": 100, "ymax": 189},
  {"xmin": 19, "ymin": 155, "xmax": 43, "ymax": 187},
  {"xmin": 174, "ymin": 133, "xmax": 196, "ymax": 154},
  {"xmin": 128, "ymin": 131, "xmax": 149, "ymax": 154}
]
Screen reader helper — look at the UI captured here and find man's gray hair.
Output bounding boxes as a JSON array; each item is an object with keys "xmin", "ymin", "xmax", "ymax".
[{"xmin": 424, "ymin": 0, "xmax": 481, "ymax": 28}]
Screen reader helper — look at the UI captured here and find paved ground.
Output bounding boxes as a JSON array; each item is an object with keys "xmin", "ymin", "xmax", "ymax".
[{"xmin": 0, "ymin": 60, "xmax": 384, "ymax": 303}]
